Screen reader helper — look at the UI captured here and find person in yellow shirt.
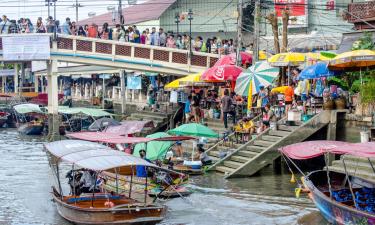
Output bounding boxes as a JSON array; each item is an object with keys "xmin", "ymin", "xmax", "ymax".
[{"xmin": 234, "ymin": 117, "xmax": 255, "ymax": 142}]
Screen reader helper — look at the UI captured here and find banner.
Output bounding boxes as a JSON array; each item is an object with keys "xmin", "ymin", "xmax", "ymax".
[
  {"xmin": 127, "ymin": 76, "xmax": 142, "ymax": 90},
  {"xmin": 274, "ymin": 0, "xmax": 308, "ymax": 28},
  {"xmin": 2, "ymin": 35, "xmax": 50, "ymax": 61}
]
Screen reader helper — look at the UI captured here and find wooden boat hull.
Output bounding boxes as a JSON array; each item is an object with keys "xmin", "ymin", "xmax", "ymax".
[
  {"xmin": 305, "ymin": 170, "xmax": 375, "ymax": 225},
  {"xmin": 18, "ymin": 124, "xmax": 44, "ymax": 135},
  {"xmin": 53, "ymin": 194, "xmax": 167, "ymax": 225}
]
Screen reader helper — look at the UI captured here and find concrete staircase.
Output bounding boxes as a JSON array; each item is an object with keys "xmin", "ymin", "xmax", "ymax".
[
  {"xmin": 208, "ymin": 110, "xmax": 332, "ymax": 178},
  {"xmin": 328, "ymin": 155, "xmax": 375, "ymax": 183}
]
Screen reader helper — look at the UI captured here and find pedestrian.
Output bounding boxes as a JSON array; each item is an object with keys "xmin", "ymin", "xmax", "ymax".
[
  {"xmin": 259, "ymin": 86, "xmax": 269, "ymax": 113},
  {"xmin": 206, "ymin": 38, "xmax": 211, "ymax": 53},
  {"xmin": 128, "ymin": 26, "xmax": 134, "ymax": 42},
  {"xmin": 194, "ymin": 36, "xmax": 202, "ymax": 51},
  {"xmin": 145, "ymin": 28, "xmax": 151, "ymax": 44},
  {"xmin": 46, "ymin": 16, "xmax": 55, "ymax": 33},
  {"xmin": 87, "ymin": 23, "xmax": 98, "ymax": 38},
  {"xmin": 261, "ymin": 104, "xmax": 275, "ymax": 131},
  {"xmin": 184, "ymin": 95, "xmax": 192, "ymax": 123},
  {"xmin": 297, "ymin": 74, "xmax": 310, "ymax": 114},
  {"xmin": 166, "ymin": 34, "xmax": 176, "ymax": 48},
  {"xmin": 77, "ymin": 26, "xmax": 86, "ymax": 36},
  {"xmin": 83, "ymin": 24, "xmax": 89, "ymax": 34},
  {"xmin": 100, "ymin": 23, "xmax": 111, "ymax": 40},
  {"xmin": 112, "ymin": 24, "xmax": 120, "ymax": 41},
  {"xmin": 0, "ymin": 15, "xmax": 11, "ymax": 34},
  {"xmin": 150, "ymin": 27, "xmax": 159, "ymax": 46},
  {"xmin": 25, "ymin": 18, "xmax": 34, "ymax": 33},
  {"xmin": 159, "ymin": 28, "xmax": 166, "ymax": 47},
  {"xmin": 284, "ymin": 83, "xmax": 295, "ymax": 116},
  {"xmin": 176, "ymin": 34, "xmax": 183, "ymax": 49},
  {"xmin": 133, "ymin": 25, "xmax": 140, "ymax": 43},
  {"xmin": 210, "ymin": 39, "xmax": 217, "ymax": 53},
  {"xmin": 118, "ymin": 25, "xmax": 126, "ymax": 42},
  {"xmin": 35, "ymin": 17, "xmax": 46, "ymax": 33},
  {"xmin": 140, "ymin": 30, "xmax": 147, "ymax": 44},
  {"xmin": 61, "ymin": 17, "xmax": 71, "ymax": 35},
  {"xmin": 191, "ymin": 92, "xmax": 201, "ymax": 123},
  {"xmin": 221, "ymin": 89, "xmax": 235, "ymax": 129},
  {"xmin": 70, "ymin": 21, "xmax": 77, "ymax": 35}
]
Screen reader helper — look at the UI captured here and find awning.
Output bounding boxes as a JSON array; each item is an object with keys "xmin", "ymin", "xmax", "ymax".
[
  {"xmin": 66, "ymin": 132, "xmax": 154, "ymax": 144},
  {"xmin": 279, "ymin": 141, "xmax": 375, "ymax": 159},
  {"xmin": 0, "ymin": 69, "xmax": 15, "ymax": 77},
  {"xmin": 57, "ymin": 106, "xmax": 112, "ymax": 117},
  {"xmin": 105, "ymin": 120, "xmax": 155, "ymax": 136},
  {"xmin": 45, "ymin": 140, "xmax": 155, "ymax": 172},
  {"xmin": 13, "ymin": 103, "xmax": 44, "ymax": 114}
]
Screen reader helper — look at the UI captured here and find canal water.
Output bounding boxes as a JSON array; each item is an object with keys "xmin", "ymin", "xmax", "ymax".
[{"xmin": 0, "ymin": 129, "xmax": 326, "ymax": 225}]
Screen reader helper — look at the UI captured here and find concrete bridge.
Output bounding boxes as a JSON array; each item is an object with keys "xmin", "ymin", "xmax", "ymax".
[{"xmin": 0, "ymin": 34, "xmax": 219, "ymax": 75}]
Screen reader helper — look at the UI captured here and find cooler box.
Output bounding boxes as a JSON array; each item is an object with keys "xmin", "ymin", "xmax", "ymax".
[
  {"xmin": 183, "ymin": 161, "xmax": 202, "ymax": 169},
  {"xmin": 288, "ymin": 111, "xmax": 302, "ymax": 122}
]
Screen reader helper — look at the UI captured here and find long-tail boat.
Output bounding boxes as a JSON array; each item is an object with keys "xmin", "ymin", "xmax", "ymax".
[
  {"xmin": 280, "ymin": 141, "xmax": 375, "ymax": 225},
  {"xmin": 45, "ymin": 140, "xmax": 168, "ymax": 225}
]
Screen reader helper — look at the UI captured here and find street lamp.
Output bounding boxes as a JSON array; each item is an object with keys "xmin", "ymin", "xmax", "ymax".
[
  {"xmin": 175, "ymin": 12, "xmax": 180, "ymax": 35},
  {"xmin": 188, "ymin": 9, "xmax": 193, "ymax": 55}
]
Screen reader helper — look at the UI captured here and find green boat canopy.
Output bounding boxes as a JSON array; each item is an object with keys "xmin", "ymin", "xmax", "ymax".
[
  {"xmin": 57, "ymin": 106, "xmax": 112, "ymax": 117},
  {"xmin": 133, "ymin": 132, "xmax": 173, "ymax": 161},
  {"xmin": 13, "ymin": 103, "xmax": 44, "ymax": 114},
  {"xmin": 168, "ymin": 123, "xmax": 219, "ymax": 138}
]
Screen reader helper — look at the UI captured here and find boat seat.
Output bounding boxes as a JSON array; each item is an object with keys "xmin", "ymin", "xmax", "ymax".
[{"xmin": 66, "ymin": 195, "xmax": 121, "ymax": 204}]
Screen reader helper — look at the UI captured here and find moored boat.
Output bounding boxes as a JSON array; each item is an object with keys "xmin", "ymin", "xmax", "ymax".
[
  {"xmin": 279, "ymin": 141, "xmax": 375, "ymax": 225},
  {"xmin": 17, "ymin": 123, "xmax": 44, "ymax": 135},
  {"xmin": 45, "ymin": 140, "xmax": 169, "ymax": 225}
]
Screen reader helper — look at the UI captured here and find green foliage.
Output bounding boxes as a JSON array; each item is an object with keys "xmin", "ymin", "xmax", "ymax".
[
  {"xmin": 360, "ymin": 80, "xmax": 375, "ymax": 104},
  {"xmin": 328, "ymin": 77, "xmax": 349, "ymax": 90},
  {"xmin": 351, "ymin": 32, "xmax": 374, "ymax": 50}
]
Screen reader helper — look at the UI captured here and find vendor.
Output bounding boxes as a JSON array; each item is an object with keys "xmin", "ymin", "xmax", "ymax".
[
  {"xmin": 136, "ymin": 150, "xmax": 151, "ymax": 177},
  {"xmin": 174, "ymin": 141, "xmax": 184, "ymax": 158},
  {"xmin": 195, "ymin": 144, "xmax": 212, "ymax": 166}
]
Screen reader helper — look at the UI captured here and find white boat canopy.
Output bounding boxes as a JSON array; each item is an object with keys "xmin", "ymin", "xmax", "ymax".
[
  {"xmin": 13, "ymin": 103, "xmax": 44, "ymax": 114},
  {"xmin": 45, "ymin": 140, "xmax": 155, "ymax": 174}
]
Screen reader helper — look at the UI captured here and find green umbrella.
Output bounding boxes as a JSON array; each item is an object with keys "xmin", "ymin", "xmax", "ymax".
[
  {"xmin": 133, "ymin": 132, "xmax": 172, "ymax": 161},
  {"xmin": 168, "ymin": 123, "xmax": 219, "ymax": 138}
]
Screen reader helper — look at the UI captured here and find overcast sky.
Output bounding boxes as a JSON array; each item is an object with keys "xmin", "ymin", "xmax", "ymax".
[{"xmin": 1, "ymin": 0, "xmax": 140, "ymax": 22}]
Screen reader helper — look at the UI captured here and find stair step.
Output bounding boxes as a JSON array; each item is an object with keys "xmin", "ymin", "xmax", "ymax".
[
  {"xmin": 224, "ymin": 160, "xmax": 243, "ymax": 169},
  {"xmin": 328, "ymin": 166, "xmax": 375, "ymax": 183},
  {"xmin": 216, "ymin": 166, "xmax": 235, "ymax": 174},
  {"xmin": 237, "ymin": 150, "xmax": 258, "ymax": 158},
  {"xmin": 261, "ymin": 135, "xmax": 282, "ymax": 142},
  {"xmin": 253, "ymin": 140, "xmax": 273, "ymax": 147},
  {"xmin": 231, "ymin": 155, "xmax": 249, "ymax": 163},
  {"xmin": 268, "ymin": 130, "xmax": 291, "ymax": 137},
  {"xmin": 208, "ymin": 150, "xmax": 220, "ymax": 158},
  {"xmin": 278, "ymin": 125, "xmax": 299, "ymax": 132},
  {"xmin": 210, "ymin": 156, "xmax": 220, "ymax": 162},
  {"xmin": 247, "ymin": 145, "xmax": 266, "ymax": 153}
]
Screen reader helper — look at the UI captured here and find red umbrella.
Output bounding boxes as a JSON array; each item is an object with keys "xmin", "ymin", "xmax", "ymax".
[
  {"xmin": 214, "ymin": 52, "xmax": 252, "ymax": 66},
  {"xmin": 201, "ymin": 65, "xmax": 243, "ymax": 81}
]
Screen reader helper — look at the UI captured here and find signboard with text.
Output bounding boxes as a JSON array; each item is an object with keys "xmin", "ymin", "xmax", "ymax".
[
  {"xmin": 274, "ymin": 0, "xmax": 308, "ymax": 28},
  {"xmin": 2, "ymin": 35, "xmax": 50, "ymax": 61}
]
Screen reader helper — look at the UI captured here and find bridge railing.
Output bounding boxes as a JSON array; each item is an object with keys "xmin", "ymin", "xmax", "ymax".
[{"xmin": 55, "ymin": 35, "xmax": 219, "ymax": 71}]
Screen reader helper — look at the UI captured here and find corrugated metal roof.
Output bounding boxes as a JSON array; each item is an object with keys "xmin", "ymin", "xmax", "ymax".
[
  {"xmin": 78, "ymin": 0, "xmax": 176, "ymax": 26},
  {"xmin": 337, "ymin": 30, "xmax": 375, "ymax": 53}
]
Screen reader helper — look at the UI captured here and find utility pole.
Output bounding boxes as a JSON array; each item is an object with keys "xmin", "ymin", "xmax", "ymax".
[
  {"xmin": 236, "ymin": 0, "xmax": 243, "ymax": 66},
  {"xmin": 118, "ymin": 0, "xmax": 124, "ymax": 25},
  {"xmin": 72, "ymin": 0, "xmax": 82, "ymax": 22},
  {"xmin": 253, "ymin": 0, "xmax": 260, "ymax": 63},
  {"xmin": 45, "ymin": 0, "xmax": 51, "ymax": 18}
]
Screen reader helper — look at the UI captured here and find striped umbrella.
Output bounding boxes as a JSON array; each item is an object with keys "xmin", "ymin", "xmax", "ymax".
[{"xmin": 235, "ymin": 61, "xmax": 279, "ymax": 97}]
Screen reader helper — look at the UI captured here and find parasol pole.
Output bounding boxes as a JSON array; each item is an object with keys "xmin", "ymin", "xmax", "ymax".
[{"xmin": 247, "ymin": 77, "xmax": 253, "ymax": 114}]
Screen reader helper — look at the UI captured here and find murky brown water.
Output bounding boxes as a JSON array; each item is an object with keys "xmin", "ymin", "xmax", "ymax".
[{"xmin": 0, "ymin": 129, "xmax": 327, "ymax": 225}]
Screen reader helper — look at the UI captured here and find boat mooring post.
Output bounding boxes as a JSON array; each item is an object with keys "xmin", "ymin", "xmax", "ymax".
[
  {"xmin": 47, "ymin": 60, "xmax": 60, "ymax": 141},
  {"xmin": 13, "ymin": 63, "xmax": 18, "ymax": 93}
]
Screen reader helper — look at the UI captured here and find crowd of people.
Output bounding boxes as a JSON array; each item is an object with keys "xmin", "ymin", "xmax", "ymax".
[{"xmin": 0, "ymin": 15, "xmax": 238, "ymax": 54}]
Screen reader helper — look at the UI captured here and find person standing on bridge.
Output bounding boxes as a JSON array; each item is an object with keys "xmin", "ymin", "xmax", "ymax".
[
  {"xmin": 61, "ymin": 18, "xmax": 71, "ymax": 35},
  {"xmin": 159, "ymin": 28, "xmax": 166, "ymax": 47},
  {"xmin": 36, "ymin": 17, "xmax": 46, "ymax": 33},
  {"xmin": 150, "ymin": 27, "xmax": 159, "ymax": 46},
  {"xmin": 0, "ymin": 15, "xmax": 11, "ymax": 34}
]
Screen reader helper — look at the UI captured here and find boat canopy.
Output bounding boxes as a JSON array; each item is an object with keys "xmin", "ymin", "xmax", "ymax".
[
  {"xmin": 66, "ymin": 132, "xmax": 154, "ymax": 144},
  {"xmin": 13, "ymin": 103, "xmax": 44, "ymax": 114},
  {"xmin": 45, "ymin": 140, "xmax": 155, "ymax": 173},
  {"xmin": 57, "ymin": 106, "xmax": 112, "ymax": 117},
  {"xmin": 279, "ymin": 141, "xmax": 375, "ymax": 159},
  {"xmin": 66, "ymin": 131, "xmax": 195, "ymax": 144},
  {"xmin": 105, "ymin": 120, "xmax": 155, "ymax": 136}
]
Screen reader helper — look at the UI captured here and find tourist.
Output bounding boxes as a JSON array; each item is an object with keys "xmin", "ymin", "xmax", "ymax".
[
  {"xmin": 145, "ymin": 28, "xmax": 151, "ymax": 44},
  {"xmin": 221, "ymin": 89, "xmax": 235, "ymax": 129},
  {"xmin": 79, "ymin": 170, "xmax": 96, "ymax": 193},
  {"xmin": 284, "ymin": 83, "xmax": 295, "ymax": 115},
  {"xmin": 259, "ymin": 86, "xmax": 269, "ymax": 113},
  {"xmin": 46, "ymin": 16, "xmax": 55, "ymax": 33},
  {"xmin": 194, "ymin": 36, "xmax": 202, "ymax": 51},
  {"xmin": 0, "ymin": 15, "xmax": 11, "ymax": 34},
  {"xmin": 140, "ymin": 30, "xmax": 147, "ymax": 44},
  {"xmin": 298, "ymin": 76, "xmax": 310, "ymax": 114},
  {"xmin": 159, "ymin": 28, "xmax": 166, "ymax": 47},
  {"xmin": 136, "ymin": 150, "xmax": 151, "ymax": 177},
  {"xmin": 262, "ymin": 104, "xmax": 275, "ymax": 131},
  {"xmin": 150, "ymin": 27, "xmax": 159, "ymax": 46},
  {"xmin": 112, "ymin": 24, "xmax": 120, "ymax": 41},
  {"xmin": 133, "ymin": 25, "xmax": 140, "ymax": 43},
  {"xmin": 35, "ymin": 17, "xmax": 46, "ymax": 33},
  {"xmin": 166, "ymin": 34, "xmax": 176, "ymax": 48},
  {"xmin": 77, "ymin": 26, "xmax": 86, "ymax": 36},
  {"xmin": 191, "ymin": 92, "xmax": 201, "ymax": 123},
  {"xmin": 184, "ymin": 95, "xmax": 192, "ymax": 123},
  {"xmin": 211, "ymin": 39, "xmax": 217, "ymax": 54},
  {"xmin": 118, "ymin": 25, "xmax": 126, "ymax": 42},
  {"xmin": 100, "ymin": 22, "xmax": 111, "ymax": 40},
  {"xmin": 83, "ymin": 24, "xmax": 89, "ymax": 35},
  {"xmin": 176, "ymin": 35, "xmax": 183, "ymax": 49},
  {"xmin": 183, "ymin": 35, "xmax": 190, "ymax": 50},
  {"xmin": 70, "ymin": 21, "xmax": 77, "ymax": 35},
  {"xmin": 87, "ymin": 23, "xmax": 98, "ymax": 38},
  {"xmin": 128, "ymin": 26, "xmax": 134, "ymax": 42},
  {"xmin": 61, "ymin": 17, "xmax": 71, "ymax": 35},
  {"xmin": 206, "ymin": 38, "xmax": 211, "ymax": 53}
]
